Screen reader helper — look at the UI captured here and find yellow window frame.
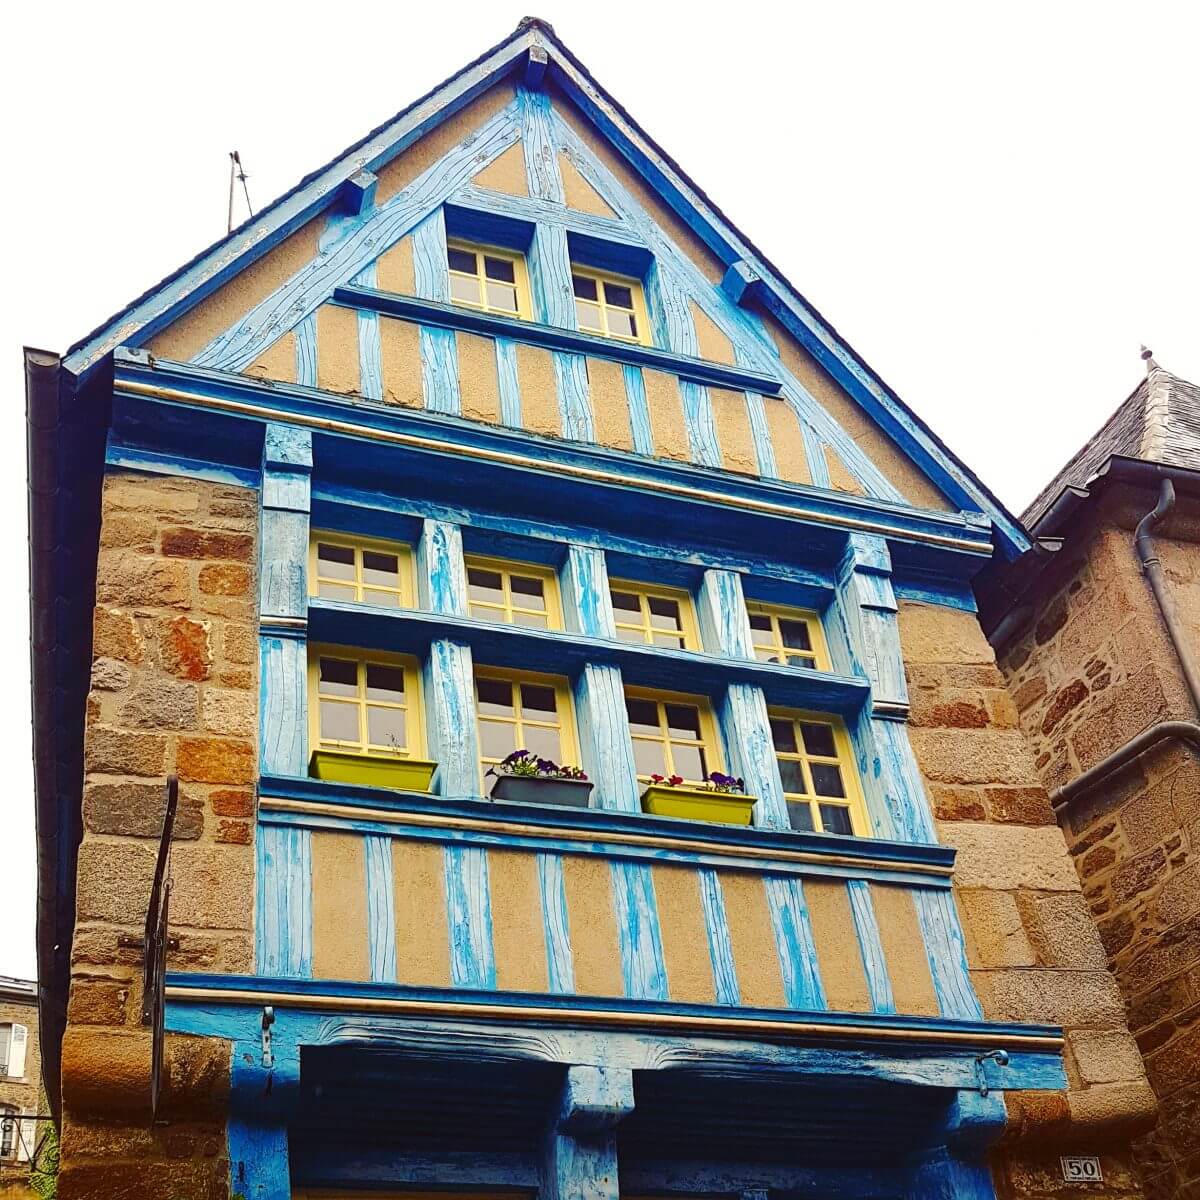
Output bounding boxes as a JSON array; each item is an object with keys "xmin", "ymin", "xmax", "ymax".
[
  {"xmin": 308, "ymin": 644, "xmax": 425, "ymax": 759},
  {"xmin": 308, "ymin": 531, "xmax": 415, "ymax": 609},
  {"xmin": 474, "ymin": 666, "xmax": 580, "ymax": 784},
  {"xmin": 768, "ymin": 707, "xmax": 867, "ymax": 836},
  {"xmin": 447, "ymin": 238, "xmax": 532, "ymax": 319},
  {"xmin": 609, "ymin": 578, "xmax": 702, "ymax": 651},
  {"xmin": 746, "ymin": 601, "xmax": 830, "ymax": 671},
  {"xmin": 624, "ymin": 686, "xmax": 723, "ymax": 786},
  {"xmin": 570, "ymin": 263, "xmax": 652, "ymax": 345},
  {"xmin": 465, "ymin": 554, "xmax": 563, "ymax": 630}
]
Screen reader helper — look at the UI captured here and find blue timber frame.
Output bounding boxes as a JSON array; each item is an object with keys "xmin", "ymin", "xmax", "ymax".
[
  {"xmin": 101, "ymin": 343, "xmax": 1049, "ymax": 1195},
  {"xmin": 54, "ymin": 28, "xmax": 1058, "ymax": 1199},
  {"xmin": 165, "ymin": 981, "xmax": 1060, "ymax": 1200},
  {"xmin": 63, "ymin": 19, "xmax": 1027, "ymax": 558}
]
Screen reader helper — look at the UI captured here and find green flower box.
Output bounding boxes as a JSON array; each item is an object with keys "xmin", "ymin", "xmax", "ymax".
[
  {"xmin": 309, "ymin": 750, "xmax": 437, "ymax": 792},
  {"xmin": 640, "ymin": 784, "xmax": 756, "ymax": 826}
]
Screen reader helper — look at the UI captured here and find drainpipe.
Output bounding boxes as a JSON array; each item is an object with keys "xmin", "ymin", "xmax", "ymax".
[
  {"xmin": 1135, "ymin": 479, "xmax": 1200, "ymax": 712},
  {"xmin": 1051, "ymin": 477, "xmax": 1200, "ymax": 810}
]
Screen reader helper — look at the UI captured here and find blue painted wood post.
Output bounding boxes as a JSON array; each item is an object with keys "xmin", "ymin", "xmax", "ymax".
[
  {"xmin": 560, "ymin": 546, "xmax": 639, "ymax": 813},
  {"xmin": 697, "ymin": 569, "xmax": 790, "ymax": 831},
  {"xmin": 834, "ymin": 535, "xmax": 985, "ymax": 1022},
  {"xmin": 415, "ymin": 518, "xmax": 479, "ymax": 798},
  {"xmin": 256, "ymin": 824, "xmax": 312, "ymax": 977},
  {"xmin": 364, "ymin": 834, "xmax": 397, "ymax": 983},
  {"xmin": 914, "ymin": 887, "xmax": 984, "ymax": 1020},
  {"xmin": 259, "ymin": 424, "xmax": 312, "ymax": 779},
  {"xmin": 415, "ymin": 519, "xmax": 494, "ymax": 986},
  {"xmin": 538, "ymin": 852, "xmax": 575, "ymax": 994},
  {"xmin": 560, "ymin": 545, "xmax": 667, "ymax": 997},
  {"xmin": 542, "ymin": 1065, "xmax": 634, "ymax": 1200},
  {"xmin": 517, "ymin": 87, "xmax": 593, "ymax": 443},
  {"xmin": 227, "ymin": 1016, "xmax": 303, "ymax": 1200},
  {"xmin": 764, "ymin": 875, "xmax": 827, "ymax": 1011},
  {"xmin": 833, "ymin": 534, "xmax": 934, "ymax": 843},
  {"xmin": 412, "ymin": 207, "xmax": 462, "ymax": 415},
  {"xmin": 354, "ymin": 260, "xmax": 382, "ymax": 401},
  {"xmin": 908, "ymin": 1151, "xmax": 998, "ymax": 1200},
  {"xmin": 910, "ymin": 1088, "xmax": 1006, "ymax": 1200},
  {"xmin": 847, "ymin": 879, "xmax": 896, "ymax": 1015},
  {"xmin": 698, "ymin": 867, "xmax": 740, "ymax": 1006}
]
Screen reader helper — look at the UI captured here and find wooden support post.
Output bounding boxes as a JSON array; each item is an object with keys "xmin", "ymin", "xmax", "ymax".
[
  {"xmin": 832, "ymin": 534, "xmax": 934, "ymax": 843},
  {"xmin": 227, "ymin": 1026, "xmax": 300, "ymax": 1200},
  {"xmin": 259, "ymin": 424, "xmax": 311, "ymax": 778},
  {"xmin": 907, "ymin": 1151, "xmax": 997, "ymax": 1200},
  {"xmin": 542, "ymin": 1065, "xmax": 634, "ymax": 1200},
  {"xmin": 697, "ymin": 569, "xmax": 789, "ymax": 830},
  {"xmin": 412, "ymin": 207, "xmax": 461, "ymax": 415},
  {"xmin": 416, "ymin": 519, "xmax": 479, "ymax": 797},
  {"xmin": 560, "ymin": 546, "xmax": 639, "ymax": 812}
]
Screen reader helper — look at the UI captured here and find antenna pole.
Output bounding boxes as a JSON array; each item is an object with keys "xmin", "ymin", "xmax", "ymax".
[
  {"xmin": 227, "ymin": 152, "xmax": 237, "ymax": 234},
  {"xmin": 227, "ymin": 151, "xmax": 254, "ymax": 234}
]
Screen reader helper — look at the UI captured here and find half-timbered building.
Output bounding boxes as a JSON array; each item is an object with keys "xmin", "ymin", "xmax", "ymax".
[{"xmin": 26, "ymin": 17, "xmax": 1156, "ymax": 1200}]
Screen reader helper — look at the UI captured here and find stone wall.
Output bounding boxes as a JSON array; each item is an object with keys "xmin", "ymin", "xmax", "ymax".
[
  {"xmin": 57, "ymin": 470, "xmax": 260, "ymax": 1200},
  {"xmin": 899, "ymin": 601, "xmax": 1155, "ymax": 1199},
  {"xmin": 0, "ymin": 995, "xmax": 41, "ymax": 1197},
  {"xmin": 996, "ymin": 488, "xmax": 1200, "ymax": 1200}
]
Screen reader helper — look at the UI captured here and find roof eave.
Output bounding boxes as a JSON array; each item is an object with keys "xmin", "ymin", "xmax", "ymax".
[{"xmin": 61, "ymin": 17, "xmax": 1025, "ymax": 557}]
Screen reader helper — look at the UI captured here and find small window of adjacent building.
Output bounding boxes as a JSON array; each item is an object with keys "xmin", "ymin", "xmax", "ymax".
[
  {"xmin": 475, "ymin": 670, "xmax": 576, "ymax": 777},
  {"xmin": 609, "ymin": 581, "xmax": 700, "ymax": 651},
  {"xmin": 310, "ymin": 649, "xmax": 422, "ymax": 758},
  {"xmin": 571, "ymin": 266, "xmax": 649, "ymax": 344},
  {"xmin": 746, "ymin": 602, "xmax": 829, "ymax": 670},
  {"xmin": 0, "ymin": 1023, "xmax": 26, "ymax": 1080},
  {"xmin": 447, "ymin": 240, "xmax": 530, "ymax": 318},
  {"xmin": 466, "ymin": 557, "xmax": 561, "ymax": 629},
  {"xmin": 769, "ymin": 710, "xmax": 865, "ymax": 836},
  {"xmin": 309, "ymin": 534, "xmax": 413, "ymax": 609},
  {"xmin": 625, "ymin": 689, "xmax": 719, "ymax": 785}
]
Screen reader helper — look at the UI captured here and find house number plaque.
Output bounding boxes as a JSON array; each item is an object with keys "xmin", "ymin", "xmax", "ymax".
[{"xmin": 1060, "ymin": 1157, "xmax": 1103, "ymax": 1184}]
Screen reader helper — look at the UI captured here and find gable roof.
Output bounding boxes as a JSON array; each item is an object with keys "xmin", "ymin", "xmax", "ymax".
[
  {"xmin": 60, "ymin": 16, "xmax": 1028, "ymax": 558},
  {"xmin": 1024, "ymin": 359, "xmax": 1200, "ymax": 528}
]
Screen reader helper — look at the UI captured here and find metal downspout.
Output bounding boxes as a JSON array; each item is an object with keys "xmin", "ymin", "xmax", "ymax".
[
  {"xmin": 1051, "ymin": 478, "xmax": 1200, "ymax": 810},
  {"xmin": 25, "ymin": 346, "xmax": 67, "ymax": 1122},
  {"xmin": 1135, "ymin": 479, "xmax": 1200, "ymax": 712}
]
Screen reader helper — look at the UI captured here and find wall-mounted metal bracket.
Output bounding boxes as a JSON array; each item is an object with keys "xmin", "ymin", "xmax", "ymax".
[
  {"xmin": 261, "ymin": 1006, "xmax": 276, "ymax": 1069},
  {"xmin": 974, "ymin": 1048, "xmax": 1009, "ymax": 1097}
]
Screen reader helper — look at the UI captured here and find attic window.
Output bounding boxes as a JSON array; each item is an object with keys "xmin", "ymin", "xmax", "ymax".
[
  {"xmin": 571, "ymin": 266, "xmax": 649, "ymax": 344},
  {"xmin": 447, "ymin": 240, "xmax": 529, "ymax": 318}
]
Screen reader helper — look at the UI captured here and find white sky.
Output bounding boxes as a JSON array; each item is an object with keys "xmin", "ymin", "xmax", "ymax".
[{"xmin": 3, "ymin": 0, "xmax": 1199, "ymax": 979}]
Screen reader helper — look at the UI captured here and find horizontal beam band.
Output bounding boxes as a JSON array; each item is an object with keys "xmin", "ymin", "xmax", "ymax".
[
  {"xmin": 165, "ymin": 982, "xmax": 1064, "ymax": 1052},
  {"xmin": 333, "ymin": 286, "xmax": 782, "ymax": 394},
  {"xmin": 112, "ymin": 377, "xmax": 996, "ymax": 555}
]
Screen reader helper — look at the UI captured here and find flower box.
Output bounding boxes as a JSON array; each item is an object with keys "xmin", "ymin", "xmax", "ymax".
[
  {"xmin": 309, "ymin": 750, "xmax": 437, "ymax": 792},
  {"xmin": 640, "ymin": 784, "xmax": 756, "ymax": 826},
  {"xmin": 490, "ymin": 774, "xmax": 594, "ymax": 808}
]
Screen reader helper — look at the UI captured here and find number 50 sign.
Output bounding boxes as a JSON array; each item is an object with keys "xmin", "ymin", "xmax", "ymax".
[{"xmin": 1061, "ymin": 1157, "xmax": 1103, "ymax": 1184}]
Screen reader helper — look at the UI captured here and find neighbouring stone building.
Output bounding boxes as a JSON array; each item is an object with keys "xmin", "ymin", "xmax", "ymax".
[
  {"xmin": 982, "ymin": 354, "xmax": 1200, "ymax": 1199},
  {"xmin": 25, "ymin": 17, "xmax": 1161, "ymax": 1200},
  {"xmin": 0, "ymin": 976, "xmax": 46, "ymax": 1198}
]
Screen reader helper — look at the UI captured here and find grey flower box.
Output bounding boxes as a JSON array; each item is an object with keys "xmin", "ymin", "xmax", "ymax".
[{"xmin": 489, "ymin": 775, "xmax": 594, "ymax": 808}]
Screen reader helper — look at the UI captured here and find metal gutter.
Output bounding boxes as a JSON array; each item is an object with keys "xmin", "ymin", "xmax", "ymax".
[
  {"xmin": 25, "ymin": 348, "xmax": 109, "ymax": 1122},
  {"xmin": 26, "ymin": 346, "xmax": 68, "ymax": 1122}
]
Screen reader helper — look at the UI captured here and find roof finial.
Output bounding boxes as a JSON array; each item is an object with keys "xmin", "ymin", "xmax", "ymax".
[{"xmin": 1140, "ymin": 345, "xmax": 1159, "ymax": 374}]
